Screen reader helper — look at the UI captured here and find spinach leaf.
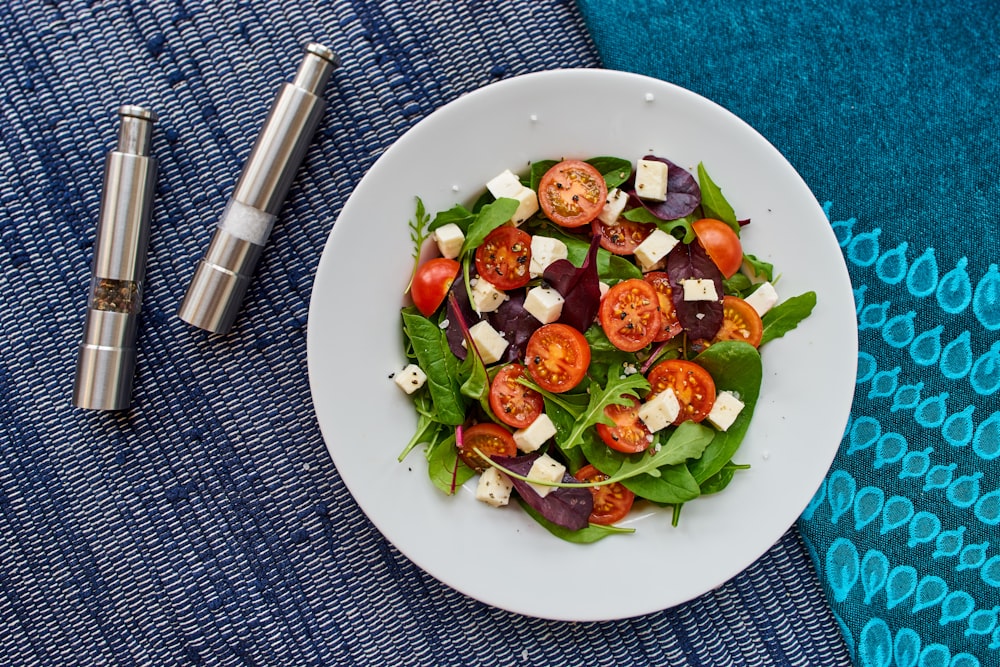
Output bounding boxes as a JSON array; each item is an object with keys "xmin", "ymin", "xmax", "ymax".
[
  {"xmin": 459, "ymin": 197, "xmax": 520, "ymax": 256},
  {"xmin": 722, "ymin": 271, "xmax": 754, "ymax": 297},
  {"xmin": 518, "ymin": 500, "xmax": 634, "ymax": 543},
  {"xmin": 529, "ymin": 160, "xmax": 558, "ymax": 192},
  {"xmin": 687, "ymin": 342, "xmax": 762, "ymax": 484},
  {"xmin": 398, "ymin": 391, "xmax": 446, "ymax": 462},
  {"xmin": 427, "ymin": 435, "xmax": 475, "ymax": 494},
  {"xmin": 401, "ymin": 308, "xmax": 467, "ymax": 425},
  {"xmin": 699, "ymin": 461, "xmax": 751, "ymax": 495},
  {"xmin": 428, "ymin": 202, "xmax": 474, "ymax": 233},
  {"xmin": 587, "ymin": 156, "xmax": 632, "ymax": 189},
  {"xmin": 621, "ymin": 463, "xmax": 701, "ymax": 504},
  {"xmin": 609, "ymin": 420, "xmax": 715, "ymax": 480},
  {"xmin": 760, "ymin": 291, "xmax": 817, "ymax": 346},
  {"xmin": 697, "ymin": 162, "xmax": 739, "ymax": 232}
]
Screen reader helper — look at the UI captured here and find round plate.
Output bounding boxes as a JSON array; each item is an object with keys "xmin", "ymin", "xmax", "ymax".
[{"xmin": 307, "ymin": 69, "xmax": 856, "ymax": 621}]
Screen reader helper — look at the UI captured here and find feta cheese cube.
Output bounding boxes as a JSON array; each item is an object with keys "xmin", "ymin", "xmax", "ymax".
[
  {"xmin": 475, "ymin": 467, "xmax": 514, "ymax": 507},
  {"xmin": 513, "ymin": 413, "xmax": 557, "ymax": 453},
  {"xmin": 529, "ymin": 235, "xmax": 568, "ymax": 278},
  {"xmin": 597, "ymin": 188, "xmax": 629, "ymax": 224},
  {"xmin": 706, "ymin": 390, "xmax": 745, "ymax": 431},
  {"xmin": 526, "ymin": 453, "xmax": 566, "ymax": 498},
  {"xmin": 523, "ymin": 286, "xmax": 565, "ymax": 324},
  {"xmin": 486, "ymin": 169, "xmax": 524, "ymax": 199},
  {"xmin": 393, "ymin": 364, "xmax": 427, "ymax": 394},
  {"xmin": 744, "ymin": 281, "xmax": 779, "ymax": 316},
  {"xmin": 468, "ymin": 320, "xmax": 508, "ymax": 364},
  {"xmin": 471, "ymin": 278, "xmax": 507, "ymax": 313},
  {"xmin": 634, "ymin": 158, "xmax": 668, "ymax": 202},
  {"xmin": 638, "ymin": 388, "xmax": 681, "ymax": 432},
  {"xmin": 634, "ymin": 228, "xmax": 679, "ymax": 271},
  {"xmin": 432, "ymin": 223, "xmax": 464, "ymax": 259},
  {"xmin": 508, "ymin": 187, "xmax": 539, "ymax": 226},
  {"xmin": 682, "ymin": 278, "xmax": 719, "ymax": 302},
  {"xmin": 599, "ymin": 281, "xmax": 610, "ymax": 298}
]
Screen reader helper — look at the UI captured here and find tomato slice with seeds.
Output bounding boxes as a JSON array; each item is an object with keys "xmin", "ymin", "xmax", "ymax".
[
  {"xmin": 489, "ymin": 363, "xmax": 544, "ymax": 429},
  {"xmin": 474, "ymin": 225, "xmax": 532, "ymax": 290},
  {"xmin": 647, "ymin": 359, "xmax": 717, "ymax": 424},
  {"xmin": 712, "ymin": 295, "xmax": 764, "ymax": 347},
  {"xmin": 524, "ymin": 323, "xmax": 591, "ymax": 394},
  {"xmin": 538, "ymin": 160, "xmax": 608, "ymax": 228},
  {"xmin": 598, "ymin": 278, "xmax": 662, "ymax": 352},
  {"xmin": 643, "ymin": 271, "xmax": 683, "ymax": 342},
  {"xmin": 458, "ymin": 422, "xmax": 517, "ymax": 472},
  {"xmin": 575, "ymin": 464, "xmax": 636, "ymax": 525},
  {"xmin": 591, "ymin": 218, "xmax": 655, "ymax": 255},
  {"xmin": 595, "ymin": 395, "xmax": 653, "ymax": 454}
]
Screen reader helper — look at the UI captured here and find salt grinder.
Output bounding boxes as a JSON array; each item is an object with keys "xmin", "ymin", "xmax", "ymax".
[
  {"xmin": 177, "ymin": 42, "xmax": 340, "ymax": 334},
  {"xmin": 73, "ymin": 105, "xmax": 158, "ymax": 411}
]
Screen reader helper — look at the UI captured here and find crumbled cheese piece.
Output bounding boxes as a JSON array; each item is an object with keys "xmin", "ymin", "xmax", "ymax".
[
  {"xmin": 525, "ymin": 453, "xmax": 566, "ymax": 498},
  {"xmin": 432, "ymin": 223, "xmax": 464, "ymax": 259},
  {"xmin": 471, "ymin": 277, "xmax": 507, "ymax": 313},
  {"xmin": 393, "ymin": 364, "xmax": 427, "ymax": 394},
  {"xmin": 634, "ymin": 158, "xmax": 668, "ymax": 202},
  {"xmin": 682, "ymin": 278, "xmax": 719, "ymax": 302},
  {"xmin": 486, "ymin": 168, "xmax": 538, "ymax": 225},
  {"xmin": 744, "ymin": 281, "xmax": 779, "ymax": 316},
  {"xmin": 468, "ymin": 320, "xmax": 508, "ymax": 364},
  {"xmin": 638, "ymin": 388, "xmax": 681, "ymax": 432},
  {"xmin": 513, "ymin": 413, "xmax": 557, "ymax": 453},
  {"xmin": 529, "ymin": 235, "xmax": 568, "ymax": 278},
  {"xmin": 706, "ymin": 390, "xmax": 745, "ymax": 431},
  {"xmin": 597, "ymin": 188, "xmax": 629, "ymax": 224},
  {"xmin": 475, "ymin": 467, "xmax": 514, "ymax": 507},
  {"xmin": 634, "ymin": 228, "xmax": 679, "ymax": 271},
  {"xmin": 523, "ymin": 286, "xmax": 565, "ymax": 324}
]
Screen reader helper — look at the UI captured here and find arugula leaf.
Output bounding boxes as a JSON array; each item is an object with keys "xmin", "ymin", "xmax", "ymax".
[
  {"xmin": 405, "ymin": 197, "xmax": 430, "ymax": 293},
  {"xmin": 459, "ymin": 197, "xmax": 520, "ymax": 256},
  {"xmin": 427, "ymin": 435, "xmax": 475, "ymax": 494},
  {"xmin": 697, "ymin": 162, "xmax": 739, "ymax": 232},
  {"xmin": 741, "ymin": 253, "xmax": 774, "ymax": 283},
  {"xmin": 398, "ymin": 391, "xmax": 446, "ymax": 462},
  {"xmin": 518, "ymin": 500, "xmax": 635, "ymax": 543},
  {"xmin": 556, "ymin": 368, "xmax": 650, "ymax": 452},
  {"xmin": 760, "ymin": 291, "xmax": 817, "ymax": 346},
  {"xmin": 401, "ymin": 309, "xmax": 467, "ymax": 425}
]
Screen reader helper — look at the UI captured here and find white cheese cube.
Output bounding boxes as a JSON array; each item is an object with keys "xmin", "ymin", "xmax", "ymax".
[
  {"xmin": 475, "ymin": 467, "xmax": 514, "ymax": 507},
  {"xmin": 638, "ymin": 388, "xmax": 681, "ymax": 432},
  {"xmin": 393, "ymin": 364, "xmax": 427, "ymax": 394},
  {"xmin": 432, "ymin": 223, "xmax": 464, "ymax": 259},
  {"xmin": 744, "ymin": 281, "xmax": 779, "ymax": 316},
  {"xmin": 529, "ymin": 235, "xmax": 568, "ymax": 278},
  {"xmin": 599, "ymin": 281, "xmax": 610, "ymax": 298},
  {"xmin": 471, "ymin": 278, "xmax": 507, "ymax": 313},
  {"xmin": 523, "ymin": 286, "xmax": 565, "ymax": 324},
  {"xmin": 468, "ymin": 320, "xmax": 508, "ymax": 364},
  {"xmin": 682, "ymin": 278, "xmax": 719, "ymax": 302},
  {"xmin": 486, "ymin": 169, "xmax": 524, "ymax": 199},
  {"xmin": 706, "ymin": 390, "xmax": 745, "ymax": 432},
  {"xmin": 634, "ymin": 228, "xmax": 679, "ymax": 271},
  {"xmin": 597, "ymin": 188, "xmax": 629, "ymax": 224},
  {"xmin": 508, "ymin": 187, "xmax": 539, "ymax": 226},
  {"xmin": 634, "ymin": 158, "xmax": 668, "ymax": 202},
  {"xmin": 513, "ymin": 413, "xmax": 557, "ymax": 453},
  {"xmin": 526, "ymin": 453, "xmax": 566, "ymax": 498}
]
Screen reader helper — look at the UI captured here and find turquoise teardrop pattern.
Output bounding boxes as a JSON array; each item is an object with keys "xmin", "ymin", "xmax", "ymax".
[
  {"xmin": 858, "ymin": 617, "xmax": 893, "ymax": 667},
  {"xmin": 869, "ymin": 367, "xmax": 901, "ymax": 399},
  {"xmin": 970, "ymin": 342, "xmax": 1000, "ymax": 396},
  {"xmin": 907, "ymin": 247, "xmax": 939, "ymax": 298},
  {"xmin": 849, "ymin": 416, "xmax": 882, "ymax": 455},
  {"xmin": 858, "ymin": 351, "xmax": 879, "ymax": 384},
  {"xmin": 860, "ymin": 301, "xmax": 892, "ymax": 330},
  {"xmin": 894, "ymin": 627, "xmax": 922, "ymax": 667},
  {"xmin": 828, "ymin": 470, "xmax": 858, "ymax": 524},
  {"xmin": 936, "ymin": 257, "xmax": 972, "ymax": 314},
  {"xmin": 861, "ymin": 549, "xmax": 890, "ymax": 603},
  {"xmin": 973, "ymin": 264, "xmax": 1000, "ymax": 331},
  {"xmin": 849, "ymin": 228, "xmax": 882, "ymax": 267},
  {"xmin": 957, "ymin": 542, "xmax": 989, "ymax": 572},
  {"xmin": 907, "ymin": 511, "xmax": 941, "ymax": 548},
  {"xmin": 965, "ymin": 606, "xmax": 999, "ymax": 637},
  {"xmin": 899, "ymin": 447, "xmax": 933, "ymax": 480},
  {"xmin": 949, "ymin": 652, "xmax": 981, "ymax": 667},
  {"xmin": 910, "ymin": 325, "xmax": 943, "ymax": 366},
  {"xmin": 892, "ymin": 382, "xmax": 924, "ymax": 412},
  {"xmin": 882, "ymin": 496, "xmax": 915, "ymax": 534},
  {"xmin": 830, "ymin": 209, "xmax": 856, "ymax": 247},
  {"xmin": 975, "ymin": 489, "xmax": 1000, "ymax": 526},
  {"xmin": 934, "ymin": 527, "xmax": 966, "ymax": 559},
  {"xmin": 912, "ymin": 576, "xmax": 949, "ymax": 613},
  {"xmin": 874, "ymin": 432, "xmax": 908, "ymax": 469},
  {"xmin": 855, "ymin": 486, "xmax": 886, "ymax": 530},
  {"xmin": 877, "ymin": 241, "xmax": 909, "ymax": 285},
  {"xmin": 982, "ymin": 555, "xmax": 1000, "ymax": 588},
  {"xmin": 886, "ymin": 566, "xmax": 918, "ymax": 610},
  {"xmin": 941, "ymin": 404, "xmax": 975, "ymax": 448},
  {"xmin": 827, "ymin": 537, "xmax": 861, "ymax": 602},
  {"xmin": 883, "ymin": 312, "xmax": 916, "ymax": 348},
  {"xmin": 972, "ymin": 411, "xmax": 1000, "ymax": 460},
  {"xmin": 918, "ymin": 643, "xmax": 950, "ymax": 667},
  {"xmin": 940, "ymin": 331, "xmax": 973, "ymax": 380},
  {"xmin": 855, "ymin": 284, "xmax": 869, "ymax": 314},
  {"xmin": 922, "ymin": 464, "xmax": 955, "ymax": 492},
  {"xmin": 914, "ymin": 392, "xmax": 949, "ymax": 428},
  {"xmin": 939, "ymin": 591, "xmax": 976, "ymax": 626},
  {"xmin": 947, "ymin": 472, "xmax": 982, "ymax": 509}
]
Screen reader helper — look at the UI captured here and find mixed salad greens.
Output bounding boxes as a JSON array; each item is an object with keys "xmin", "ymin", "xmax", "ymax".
[{"xmin": 395, "ymin": 155, "xmax": 816, "ymax": 543}]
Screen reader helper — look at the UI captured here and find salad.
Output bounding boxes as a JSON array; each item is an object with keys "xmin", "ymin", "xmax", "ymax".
[{"xmin": 395, "ymin": 155, "xmax": 816, "ymax": 543}]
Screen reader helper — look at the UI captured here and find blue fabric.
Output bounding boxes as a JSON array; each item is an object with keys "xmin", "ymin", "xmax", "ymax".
[
  {"xmin": 577, "ymin": 0, "xmax": 1000, "ymax": 664},
  {"xmin": 1, "ymin": 1, "xmax": 852, "ymax": 665}
]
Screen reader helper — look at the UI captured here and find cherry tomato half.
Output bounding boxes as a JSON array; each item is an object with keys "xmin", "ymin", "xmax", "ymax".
[
  {"xmin": 596, "ymin": 395, "xmax": 653, "ymax": 454},
  {"xmin": 647, "ymin": 359, "xmax": 717, "ymax": 424},
  {"xmin": 598, "ymin": 279, "xmax": 662, "ymax": 352},
  {"xmin": 525, "ymin": 323, "xmax": 591, "ymax": 393},
  {"xmin": 591, "ymin": 218, "xmax": 655, "ymax": 255},
  {"xmin": 458, "ymin": 422, "xmax": 517, "ymax": 472},
  {"xmin": 474, "ymin": 225, "xmax": 532, "ymax": 290},
  {"xmin": 713, "ymin": 295, "xmax": 764, "ymax": 347},
  {"xmin": 411, "ymin": 257, "xmax": 460, "ymax": 317},
  {"xmin": 538, "ymin": 160, "xmax": 608, "ymax": 228},
  {"xmin": 575, "ymin": 464, "xmax": 636, "ymax": 525},
  {"xmin": 692, "ymin": 218, "xmax": 743, "ymax": 278},
  {"xmin": 643, "ymin": 271, "xmax": 684, "ymax": 342},
  {"xmin": 489, "ymin": 363, "xmax": 544, "ymax": 429}
]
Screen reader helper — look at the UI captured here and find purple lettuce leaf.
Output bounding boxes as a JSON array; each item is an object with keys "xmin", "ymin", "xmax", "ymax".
[
  {"xmin": 445, "ymin": 277, "xmax": 482, "ymax": 360},
  {"xmin": 487, "ymin": 290, "xmax": 541, "ymax": 364},
  {"xmin": 492, "ymin": 452, "xmax": 593, "ymax": 531},
  {"xmin": 666, "ymin": 241, "xmax": 724, "ymax": 340},
  {"xmin": 542, "ymin": 234, "xmax": 602, "ymax": 332},
  {"xmin": 623, "ymin": 155, "xmax": 701, "ymax": 221}
]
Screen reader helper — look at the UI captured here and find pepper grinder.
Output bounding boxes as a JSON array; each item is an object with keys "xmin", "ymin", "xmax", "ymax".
[
  {"xmin": 73, "ymin": 105, "xmax": 158, "ymax": 411},
  {"xmin": 177, "ymin": 42, "xmax": 339, "ymax": 334}
]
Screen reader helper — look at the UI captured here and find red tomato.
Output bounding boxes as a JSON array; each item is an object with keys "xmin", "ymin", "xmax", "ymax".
[
  {"xmin": 693, "ymin": 218, "xmax": 743, "ymax": 278},
  {"xmin": 524, "ymin": 323, "xmax": 591, "ymax": 393},
  {"xmin": 598, "ymin": 279, "xmax": 662, "ymax": 352},
  {"xmin": 410, "ymin": 257, "xmax": 460, "ymax": 317},
  {"xmin": 712, "ymin": 295, "xmax": 764, "ymax": 347},
  {"xmin": 643, "ymin": 271, "xmax": 683, "ymax": 342},
  {"xmin": 647, "ymin": 359, "xmax": 717, "ymax": 424},
  {"xmin": 489, "ymin": 363, "xmax": 544, "ymax": 429},
  {"xmin": 538, "ymin": 160, "xmax": 608, "ymax": 228},
  {"xmin": 474, "ymin": 225, "xmax": 532, "ymax": 290},
  {"xmin": 575, "ymin": 464, "xmax": 636, "ymax": 525},
  {"xmin": 591, "ymin": 218, "xmax": 655, "ymax": 255},
  {"xmin": 458, "ymin": 422, "xmax": 517, "ymax": 472},
  {"xmin": 595, "ymin": 395, "xmax": 653, "ymax": 454}
]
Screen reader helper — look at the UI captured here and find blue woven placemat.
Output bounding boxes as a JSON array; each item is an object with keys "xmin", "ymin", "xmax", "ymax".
[
  {"xmin": 578, "ymin": 0, "xmax": 1000, "ymax": 665},
  {"xmin": 1, "ymin": 1, "xmax": 849, "ymax": 665}
]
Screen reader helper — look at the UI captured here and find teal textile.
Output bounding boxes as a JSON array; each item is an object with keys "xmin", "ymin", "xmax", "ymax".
[{"xmin": 577, "ymin": 0, "xmax": 1000, "ymax": 664}]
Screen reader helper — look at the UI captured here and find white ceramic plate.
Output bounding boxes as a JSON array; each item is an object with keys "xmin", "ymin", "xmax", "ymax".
[{"xmin": 307, "ymin": 69, "xmax": 856, "ymax": 621}]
